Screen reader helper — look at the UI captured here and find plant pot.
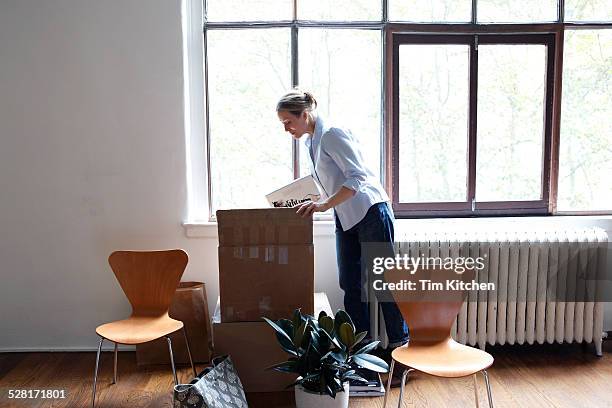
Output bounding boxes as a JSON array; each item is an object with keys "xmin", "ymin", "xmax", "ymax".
[{"xmin": 295, "ymin": 382, "xmax": 349, "ymax": 408}]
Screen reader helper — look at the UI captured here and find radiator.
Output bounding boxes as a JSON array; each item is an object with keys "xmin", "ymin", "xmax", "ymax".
[{"xmin": 370, "ymin": 228, "xmax": 608, "ymax": 356}]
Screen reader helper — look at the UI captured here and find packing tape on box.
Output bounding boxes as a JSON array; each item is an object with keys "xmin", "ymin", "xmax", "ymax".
[
  {"xmin": 265, "ymin": 246, "xmax": 274, "ymax": 262},
  {"xmin": 233, "ymin": 247, "xmax": 243, "ymax": 258},
  {"xmin": 231, "ymin": 246, "xmax": 288, "ymax": 264},
  {"xmin": 259, "ymin": 296, "xmax": 272, "ymax": 314},
  {"xmin": 278, "ymin": 246, "xmax": 288, "ymax": 265}
]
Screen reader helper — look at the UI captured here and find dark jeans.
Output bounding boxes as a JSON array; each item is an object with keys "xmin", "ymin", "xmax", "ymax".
[{"xmin": 335, "ymin": 202, "xmax": 408, "ymax": 346}]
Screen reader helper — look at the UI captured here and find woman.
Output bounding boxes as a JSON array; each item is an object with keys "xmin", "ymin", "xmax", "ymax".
[{"xmin": 276, "ymin": 89, "xmax": 408, "ymax": 350}]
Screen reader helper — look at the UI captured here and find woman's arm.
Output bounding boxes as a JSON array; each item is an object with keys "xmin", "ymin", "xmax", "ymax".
[
  {"xmin": 296, "ymin": 126, "xmax": 366, "ymax": 217},
  {"xmin": 296, "ymin": 186, "xmax": 356, "ymax": 217},
  {"xmin": 323, "ymin": 127, "xmax": 368, "ymax": 193}
]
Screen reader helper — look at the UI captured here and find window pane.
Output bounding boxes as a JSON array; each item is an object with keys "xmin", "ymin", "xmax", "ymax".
[
  {"xmin": 565, "ymin": 0, "xmax": 612, "ymax": 21},
  {"xmin": 398, "ymin": 44, "xmax": 470, "ymax": 202},
  {"xmin": 207, "ymin": 0, "xmax": 292, "ymax": 22},
  {"xmin": 298, "ymin": 0, "xmax": 381, "ymax": 21},
  {"xmin": 478, "ymin": 0, "xmax": 557, "ymax": 22},
  {"xmin": 207, "ymin": 29, "xmax": 292, "ymax": 212},
  {"xmin": 476, "ymin": 44, "xmax": 547, "ymax": 202},
  {"xmin": 389, "ymin": 0, "xmax": 471, "ymax": 22},
  {"xmin": 299, "ymin": 29, "xmax": 382, "ymax": 180},
  {"xmin": 558, "ymin": 30, "xmax": 612, "ymax": 211},
  {"xmin": 299, "ymin": 141, "xmax": 310, "ymax": 178}
]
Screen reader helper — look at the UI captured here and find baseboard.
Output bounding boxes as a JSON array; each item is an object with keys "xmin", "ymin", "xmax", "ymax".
[{"xmin": 0, "ymin": 345, "xmax": 136, "ymax": 353}]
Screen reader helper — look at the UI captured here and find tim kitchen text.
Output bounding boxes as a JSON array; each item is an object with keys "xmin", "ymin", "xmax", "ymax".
[{"xmin": 373, "ymin": 279, "xmax": 496, "ymax": 291}]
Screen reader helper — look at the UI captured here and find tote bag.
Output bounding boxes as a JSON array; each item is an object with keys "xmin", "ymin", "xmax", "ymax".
[{"xmin": 173, "ymin": 355, "xmax": 248, "ymax": 408}]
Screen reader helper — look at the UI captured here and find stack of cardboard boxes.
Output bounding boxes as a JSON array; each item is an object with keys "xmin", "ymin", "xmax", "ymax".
[{"xmin": 213, "ymin": 208, "xmax": 332, "ymax": 392}]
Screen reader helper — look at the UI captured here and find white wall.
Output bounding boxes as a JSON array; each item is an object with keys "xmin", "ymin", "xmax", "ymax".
[
  {"xmin": 0, "ymin": 0, "xmax": 609, "ymax": 351},
  {"xmin": 0, "ymin": 0, "xmax": 197, "ymax": 350}
]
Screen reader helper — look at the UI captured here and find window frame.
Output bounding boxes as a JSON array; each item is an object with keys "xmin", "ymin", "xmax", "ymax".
[
  {"xmin": 387, "ymin": 30, "xmax": 556, "ymax": 217},
  {"xmin": 202, "ymin": 0, "xmax": 612, "ymax": 220}
]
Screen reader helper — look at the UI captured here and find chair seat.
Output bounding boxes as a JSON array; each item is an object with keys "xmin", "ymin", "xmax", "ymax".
[
  {"xmin": 391, "ymin": 338, "xmax": 494, "ymax": 378},
  {"xmin": 96, "ymin": 315, "xmax": 183, "ymax": 345}
]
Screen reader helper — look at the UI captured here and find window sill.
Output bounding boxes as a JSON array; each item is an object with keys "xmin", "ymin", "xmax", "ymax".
[{"xmin": 184, "ymin": 214, "xmax": 612, "ymax": 239}]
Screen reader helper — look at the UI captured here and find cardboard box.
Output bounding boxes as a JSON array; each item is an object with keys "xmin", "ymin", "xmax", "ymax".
[
  {"xmin": 213, "ymin": 292, "xmax": 332, "ymax": 323},
  {"xmin": 217, "ymin": 208, "xmax": 314, "ymax": 322},
  {"xmin": 212, "ymin": 293, "xmax": 333, "ymax": 393},
  {"xmin": 217, "ymin": 208, "xmax": 313, "ymax": 246},
  {"xmin": 213, "ymin": 321, "xmax": 294, "ymax": 393},
  {"xmin": 218, "ymin": 244, "xmax": 314, "ymax": 322}
]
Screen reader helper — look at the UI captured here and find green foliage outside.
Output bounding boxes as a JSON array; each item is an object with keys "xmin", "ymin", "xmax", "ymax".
[{"xmin": 205, "ymin": 1, "xmax": 611, "ymax": 214}]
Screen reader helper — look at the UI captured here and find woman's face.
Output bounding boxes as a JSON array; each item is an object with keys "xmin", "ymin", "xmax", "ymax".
[{"xmin": 278, "ymin": 110, "xmax": 309, "ymax": 140}]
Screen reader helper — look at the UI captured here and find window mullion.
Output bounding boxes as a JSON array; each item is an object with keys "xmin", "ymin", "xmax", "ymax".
[
  {"xmin": 391, "ymin": 34, "xmax": 400, "ymax": 207},
  {"xmin": 381, "ymin": 0, "xmax": 388, "ymax": 188},
  {"xmin": 548, "ymin": 29, "xmax": 563, "ymax": 213},
  {"xmin": 203, "ymin": 27, "xmax": 213, "ymax": 219},
  {"xmin": 380, "ymin": 26, "xmax": 386, "ymax": 187},
  {"xmin": 382, "ymin": 0, "xmax": 388, "ymax": 22},
  {"xmin": 291, "ymin": 23, "xmax": 300, "ymax": 179},
  {"xmin": 548, "ymin": 32, "xmax": 561, "ymax": 213},
  {"xmin": 468, "ymin": 35, "xmax": 478, "ymax": 211}
]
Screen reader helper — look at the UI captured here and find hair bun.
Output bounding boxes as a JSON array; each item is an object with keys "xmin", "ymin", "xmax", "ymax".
[
  {"xmin": 277, "ymin": 89, "xmax": 317, "ymax": 113},
  {"xmin": 304, "ymin": 91, "xmax": 317, "ymax": 108}
]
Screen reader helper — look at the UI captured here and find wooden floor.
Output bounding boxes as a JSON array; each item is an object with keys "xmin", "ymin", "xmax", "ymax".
[{"xmin": 0, "ymin": 342, "xmax": 611, "ymax": 408}]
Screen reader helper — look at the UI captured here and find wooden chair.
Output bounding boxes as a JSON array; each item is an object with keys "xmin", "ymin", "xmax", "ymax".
[
  {"xmin": 92, "ymin": 250, "xmax": 197, "ymax": 408},
  {"xmin": 382, "ymin": 267, "xmax": 495, "ymax": 408}
]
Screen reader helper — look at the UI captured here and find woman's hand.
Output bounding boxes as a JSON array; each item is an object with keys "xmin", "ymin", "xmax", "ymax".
[
  {"xmin": 295, "ymin": 186, "xmax": 356, "ymax": 217},
  {"xmin": 295, "ymin": 200, "xmax": 330, "ymax": 217}
]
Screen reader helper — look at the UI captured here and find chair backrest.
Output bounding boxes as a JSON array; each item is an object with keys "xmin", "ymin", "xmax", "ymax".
[
  {"xmin": 385, "ymin": 266, "xmax": 475, "ymax": 344},
  {"xmin": 108, "ymin": 250, "xmax": 188, "ymax": 317}
]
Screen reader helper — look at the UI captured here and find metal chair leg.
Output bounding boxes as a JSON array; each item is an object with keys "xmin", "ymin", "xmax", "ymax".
[
  {"xmin": 111, "ymin": 342, "xmax": 118, "ymax": 384},
  {"xmin": 382, "ymin": 359, "xmax": 395, "ymax": 408},
  {"xmin": 166, "ymin": 336, "xmax": 179, "ymax": 386},
  {"xmin": 397, "ymin": 369, "xmax": 410, "ymax": 408},
  {"xmin": 92, "ymin": 337, "xmax": 104, "ymax": 408},
  {"xmin": 182, "ymin": 327, "xmax": 197, "ymax": 377},
  {"xmin": 482, "ymin": 370, "xmax": 494, "ymax": 408},
  {"xmin": 473, "ymin": 373, "xmax": 480, "ymax": 408}
]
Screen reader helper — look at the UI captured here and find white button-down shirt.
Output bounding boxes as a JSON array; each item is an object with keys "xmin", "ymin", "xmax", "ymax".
[{"xmin": 304, "ymin": 115, "xmax": 389, "ymax": 231}]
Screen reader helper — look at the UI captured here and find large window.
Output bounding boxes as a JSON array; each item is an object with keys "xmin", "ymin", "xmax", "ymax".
[
  {"xmin": 207, "ymin": 29, "xmax": 292, "ymax": 211},
  {"xmin": 203, "ymin": 0, "xmax": 611, "ymax": 218},
  {"xmin": 476, "ymin": 41, "xmax": 549, "ymax": 202},
  {"xmin": 392, "ymin": 34, "xmax": 554, "ymax": 216},
  {"xmin": 397, "ymin": 42, "xmax": 470, "ymax": 204},
  {"xmin": 558, "ymin": 29, "xmax": 612, "ymax": 211},
  {"xmin": 297, "ymin": 29, "xmax": 382, "ymax": 180}
]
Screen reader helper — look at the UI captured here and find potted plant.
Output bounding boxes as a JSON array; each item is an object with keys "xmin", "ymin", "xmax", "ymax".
[{"xmin": 263, "ymin": 309, "xmax": 389, "ymax": 408}]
